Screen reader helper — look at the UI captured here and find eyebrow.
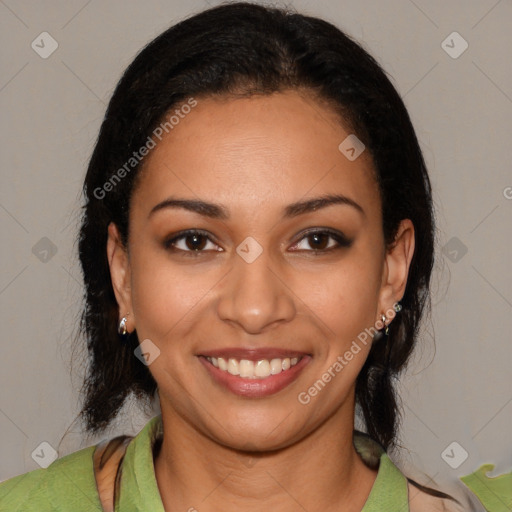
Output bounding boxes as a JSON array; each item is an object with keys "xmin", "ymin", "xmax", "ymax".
[{"xmin": 149, "ymin": 193, "xmax": 365, "ymax": 220}]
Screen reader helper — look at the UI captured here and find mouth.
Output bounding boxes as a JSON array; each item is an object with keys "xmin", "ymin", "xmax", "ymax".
[
  {"xmin": 198, "ymin": 349, "xmax": 311, "ymax": 397},
  {"xmin": 204, "ymin": 355, "xmax": 302, "ymax": 379}
]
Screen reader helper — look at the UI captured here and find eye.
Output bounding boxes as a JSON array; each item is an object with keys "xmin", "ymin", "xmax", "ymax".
[
  {"xmin": 289, "ymin": 228, "xmax": 352, "ymax": 252},
  {"xmin": 164, "ymin": 229, "xmax": 222, "ymax": 255},
  {"xmin": 164, "ymin": 228, "xmax": 352, "ymax": 256}
]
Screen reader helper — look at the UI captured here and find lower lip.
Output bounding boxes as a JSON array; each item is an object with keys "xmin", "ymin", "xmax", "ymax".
[{"xmin": 198, "ymin": 356, "xmax": 311, "ymax": 398}]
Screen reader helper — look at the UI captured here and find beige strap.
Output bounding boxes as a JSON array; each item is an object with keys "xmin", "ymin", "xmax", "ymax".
[{"xmin": 93, "ymin": 435, "xmax": 133, "ymax": 512}]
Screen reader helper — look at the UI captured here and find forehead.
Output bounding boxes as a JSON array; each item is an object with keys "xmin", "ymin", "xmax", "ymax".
[{"xmin": 131, "ymin": 90, "xmax": 380, "ymax": 222}]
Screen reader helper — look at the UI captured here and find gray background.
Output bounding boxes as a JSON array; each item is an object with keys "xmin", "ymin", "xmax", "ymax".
[{"xmin": 1, "ymin": 0, "xmax": 511, "ymax": 508}]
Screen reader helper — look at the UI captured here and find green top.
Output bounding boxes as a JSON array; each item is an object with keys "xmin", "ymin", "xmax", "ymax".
[
  {"xmin": 0, "ymin": 415, "xmax": 409, "ymax": 511},
  {"xmin": 460, "ymin": 464, "xmax": 512, "ymax": 512}
]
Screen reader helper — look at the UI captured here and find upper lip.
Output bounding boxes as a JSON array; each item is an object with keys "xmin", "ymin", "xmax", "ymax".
[{"xmin": 198, "ymin": 347, "xmax": 310, "ymax": 361}]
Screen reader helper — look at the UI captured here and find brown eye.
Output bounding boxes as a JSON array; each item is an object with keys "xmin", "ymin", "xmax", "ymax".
[
  {"xmin": 307, "ymin": 232, "xmax": 330, "ymax": 250},
  {"xmin": 164, "ymin": 230, "xmax": 222, "ymax": 254},
  {"xmin": 183, "ymin": 233, "xmax": 208, "ymax": 251},
  {"xmin": 290, "ymin": 228, "xmax": 353, "ymax": 252}
]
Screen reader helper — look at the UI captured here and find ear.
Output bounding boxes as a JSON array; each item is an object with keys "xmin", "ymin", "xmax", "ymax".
[
  {"xmin": 107, "ymin": 222, "xmax": 134, "ymax": 332},
  {"xmin": 377, "ymin": 219, "xmax": 415, "ymax": 317}
]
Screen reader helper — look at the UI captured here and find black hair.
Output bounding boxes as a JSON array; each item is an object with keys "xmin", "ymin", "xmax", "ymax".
[{"xmin": 79, "ymin": 0, "xmax": 434, "ymax": 461}]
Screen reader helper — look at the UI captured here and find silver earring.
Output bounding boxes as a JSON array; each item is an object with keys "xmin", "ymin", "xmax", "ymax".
[
  {"xmin": 381, "ymin": 314, "xmax": 390, "ymax": 336},
  {"xmin": 373, "ymin": 314, "xmax": 387, "ymax": 342},
  {"xmin": 118, "ymin": 316, "xmax": 128, "ymax": 336}
]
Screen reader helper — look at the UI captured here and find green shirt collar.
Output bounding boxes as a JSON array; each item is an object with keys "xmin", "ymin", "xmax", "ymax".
[{"xmin": 117, "ymin": 415, "xmax": 408, "ymax": 511}]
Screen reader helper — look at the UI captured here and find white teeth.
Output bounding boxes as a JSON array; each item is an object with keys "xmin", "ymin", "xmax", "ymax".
[
  {"xmin": 270, "ymin": 358, "xmax": 282, "ymax": 375},
  {"xmin": 254, "ymin": 359, "xmax": 271, "ymax": 378},
  {"xmin": 228, "ymin": 358, "xmax": 239, "ymax": 376},
  {"xmin": 206, "ymin": 356, "xmax": 301, "ymax": 379},
  {"xmin": 239, "ymin": 359, "xmax": 254, "ymax": 378}
]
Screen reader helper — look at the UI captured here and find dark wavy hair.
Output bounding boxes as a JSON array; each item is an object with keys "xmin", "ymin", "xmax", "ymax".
[{"xmin": 79, "ymin": 0, "xmax": 435, "ymax": 461}]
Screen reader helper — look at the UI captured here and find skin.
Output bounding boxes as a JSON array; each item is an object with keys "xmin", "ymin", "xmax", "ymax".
[{"xmin": 107, "ymin": 90, "xmax": 415, "ymax": 512}]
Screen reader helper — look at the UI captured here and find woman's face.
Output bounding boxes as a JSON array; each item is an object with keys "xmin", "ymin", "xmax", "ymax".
[{"xmin": 108, "ymin": 90, "xmax": 414, "ymax": 451}]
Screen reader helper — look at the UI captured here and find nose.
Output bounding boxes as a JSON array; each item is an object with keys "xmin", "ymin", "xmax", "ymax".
[{"xmin": 216, "ymin": 245, "xmax": 296, "ymax": 334}]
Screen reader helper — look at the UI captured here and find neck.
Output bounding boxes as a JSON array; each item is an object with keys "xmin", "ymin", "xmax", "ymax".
[{"xmin": 154, "ymin": 399, "xmax": 378, "ymax": 512}]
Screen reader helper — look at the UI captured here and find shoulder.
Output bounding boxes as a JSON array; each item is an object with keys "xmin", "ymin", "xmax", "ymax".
[
  {"xmin": 408, "ymin": 481, "xmax": 466, "ymax": 512},
  {"xmin": 0, "ymin": 445, "xmax": 101, "ymax": 512}
]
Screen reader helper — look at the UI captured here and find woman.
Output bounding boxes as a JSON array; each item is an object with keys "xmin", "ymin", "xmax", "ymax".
[{"xmin": 0, "ymin": 2, "xmax": 468, "ymax": 510}]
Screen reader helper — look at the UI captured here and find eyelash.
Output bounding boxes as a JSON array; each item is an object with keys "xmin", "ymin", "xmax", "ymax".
[{"xmin": 163, "ymin": 228, "xmax": 353, "ymax": 256}]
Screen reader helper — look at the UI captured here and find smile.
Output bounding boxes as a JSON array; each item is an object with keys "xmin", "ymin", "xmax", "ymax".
[
  {"xmin": 205, "ymin": 356, "xmax": 301, "ymax": 379},
  {"xmin": 199, "ymin": 351, "xmax": 311, "ymax": 398}
]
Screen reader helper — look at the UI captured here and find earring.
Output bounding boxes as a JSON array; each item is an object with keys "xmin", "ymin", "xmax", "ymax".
[
  {"xmin": 381, "ymin": 314, "xmax": 389, "ymax": 336},
  {"xmin": 373, "ymin": 314, "xmax": 387, "ymax": 342},
  {"xmin": 118, "ymin": 314, "xmax": 129, "ymax": 337},
  {"xmin": 385, "ymin": 301, "xmax": 403, "ymax": 335}
]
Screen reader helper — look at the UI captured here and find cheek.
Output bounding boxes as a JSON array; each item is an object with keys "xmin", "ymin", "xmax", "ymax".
[
  {"xmin": 129, "ymin": 250, "xmax": 212, "ymax": 344},
  {"xmin": 298, "ymin": 253, "xmax": 382, "ymax": 345}
]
